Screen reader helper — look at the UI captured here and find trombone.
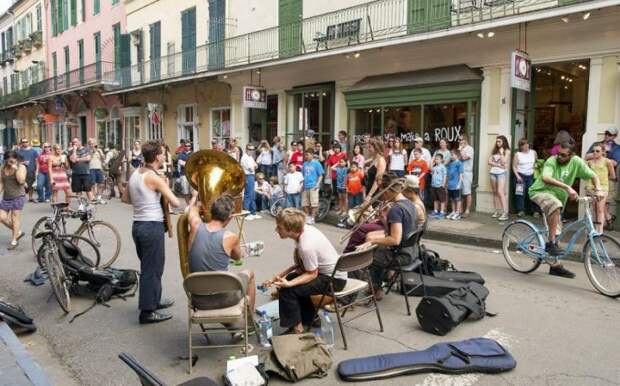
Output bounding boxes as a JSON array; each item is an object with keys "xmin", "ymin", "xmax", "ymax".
[{"xmin": 339, "ymin": 177, "xmax": 407, "ymax": 243}]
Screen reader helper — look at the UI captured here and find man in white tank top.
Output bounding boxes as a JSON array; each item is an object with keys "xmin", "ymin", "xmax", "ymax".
[{"xmin": 124, "ymin": 141, "xmax": 181, "ymax": 324}]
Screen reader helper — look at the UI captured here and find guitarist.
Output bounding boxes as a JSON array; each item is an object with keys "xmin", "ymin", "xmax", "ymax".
[{"xmin": 123, "ymin": 140, "xmax": 181, "ymax": 324}]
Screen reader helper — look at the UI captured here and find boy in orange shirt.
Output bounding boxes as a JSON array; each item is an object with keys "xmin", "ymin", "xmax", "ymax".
[
  {"xmin": 407, "ymin": 148, "xmax": 429, "ymax": 200},
  {"xmin": 339, "ymin": 161, "xmax": 365, "ymax": 228}
]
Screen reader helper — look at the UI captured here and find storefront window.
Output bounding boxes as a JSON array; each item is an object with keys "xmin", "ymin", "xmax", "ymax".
[
  {"xmin": 384, "ymin": 106, "xmax": 422, "ymax": 150},
  {"xmin": 422, "ymin": 103, "xmax": 468, "ymax": 152},
  {"xmin": 147, "ymin": 104, "xmax": 163, "ymax": 140},
  {"xmin": 211, "ymin": 107, "xmax": 231, "ymax": 146},
  {"xmin": 178, "ymin": 104, "xmax": 197, "ymax": 150},
  {"xmin": 248, "ymin": 95, "xmax": 278, "ymax": 145}
]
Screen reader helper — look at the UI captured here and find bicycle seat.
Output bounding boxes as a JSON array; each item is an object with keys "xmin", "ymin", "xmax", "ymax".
[
  {"xmin": 51, "ymin": 202, "xmax": 69, "ymax": 209},
  {"xmin": 34, "ymin": 230, "xmax": 54, "ymax": 239}
]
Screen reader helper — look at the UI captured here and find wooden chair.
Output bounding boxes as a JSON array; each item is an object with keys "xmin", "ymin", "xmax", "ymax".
[
  {"xmin": 182, "ymin": 272, "xmax": 249, "ymax": 374},
  {"xmin": 314, "ymin": 245, "xmax": 383, "ymax": 350}
]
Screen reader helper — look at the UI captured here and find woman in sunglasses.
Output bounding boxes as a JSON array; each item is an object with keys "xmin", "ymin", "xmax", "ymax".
[
  {"xmin": 0, "ymin": 151, "xmax": 27, "ymax": 249},
  {"xmin": 586, "ymin": 144, "xmax": 616, "ymax": 233}
]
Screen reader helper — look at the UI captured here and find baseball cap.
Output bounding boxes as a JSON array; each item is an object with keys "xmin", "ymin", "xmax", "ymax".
[
  {"xmin": 414, "ymin": 137, "xmax": 424, "ymax": 144},
  {"xmin": 31, "ymin": 139, "xmax": 40, "ymax": 146},
  {"xmin": 405, "ymin": 175, "xmax": 419, "ymax": 189},
  {"xmin": 605, "ymin": 127, "xmax": 618, "ymax": 136}
]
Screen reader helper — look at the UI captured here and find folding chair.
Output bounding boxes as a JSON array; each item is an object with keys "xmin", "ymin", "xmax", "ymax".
[
  {"xmin": 315, "ymin": 245, "xmax": 383, "ymax": 350},
  {"xmin": 384, "ymin": 226, "xmax": 426, "ymax": 316},
  {"xmin": 118, "ymin": 353, "xmax": 217, "ymax": 386},
  {"xmin": 183, "ymin": 272, "xmax": 249, "ymax": 374}
]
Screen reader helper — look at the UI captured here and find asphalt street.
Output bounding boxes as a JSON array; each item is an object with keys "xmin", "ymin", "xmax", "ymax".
[{"xmin": 0, "ymin": 200, "xmax": 619, "ymax": 386}]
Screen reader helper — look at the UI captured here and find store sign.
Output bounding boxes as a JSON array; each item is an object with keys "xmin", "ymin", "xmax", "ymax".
[
  {"xmin": 243, "ymin": 86, "xmax": 267, "ymax": 109},
  {"xmin": 511, "ymin": 51, "xmax": 531, "ymax": 92},
  {"xmin": 12, "ymin": 119, "xmax": 23, "ymax": 129},
  {"xmin": 353, "ymin": 125, "xmax": 463, "ymax": 145},
  {"xmin": 147, "ymin": 103, "xmax": 162, "ymax": 125}
]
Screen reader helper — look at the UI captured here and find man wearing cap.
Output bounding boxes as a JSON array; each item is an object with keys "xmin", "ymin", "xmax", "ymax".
[
  {"xmin": 586, "ymin": 128, "xmax": 620, "ymax": 166},
  {"xmin": 16, "ymin": 138, "xmax": 39, "ymax": 203}
]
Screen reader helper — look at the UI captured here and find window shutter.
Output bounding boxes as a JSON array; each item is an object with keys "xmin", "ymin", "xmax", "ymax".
[
  {"xmin": 71, "ymin": 0, "xmax": 77, "ymax": 26},
  {"xmin": 50, "ymin": 0, "xmax": 57, "ymax": 36},
  {"xmin": 94, "ymin": 0, "xmax": 100, "ymax": 15},
  {"xmin": 119, "ymin": 33, "xmax": 131, "ymax": 86}
]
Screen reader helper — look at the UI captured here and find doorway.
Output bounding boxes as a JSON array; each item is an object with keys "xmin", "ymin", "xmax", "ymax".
[
  {"xmin": 248, "ymin": 95, "xmax": 278, "ymax": 144},
  {"xmin": 79, "ymin": 116, "xmax": 87, "ymax": 143},
  {"xmin": 512, "ymin": 59, "xmax": 590, "ymax": 217}
]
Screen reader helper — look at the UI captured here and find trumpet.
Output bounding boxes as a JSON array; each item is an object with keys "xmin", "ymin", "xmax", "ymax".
[{"xmin": 339, "ymin": 177, "xmax": 407, "ymax": 243}]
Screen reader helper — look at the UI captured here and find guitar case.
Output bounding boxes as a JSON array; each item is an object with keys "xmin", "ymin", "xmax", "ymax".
[
  {"xmin": 0, "ymin": 300, "xmax": 37, "ymax": 334},
  {"xmin": 400, "ymin": 271, "xmax": 485, "ymax": 297}
]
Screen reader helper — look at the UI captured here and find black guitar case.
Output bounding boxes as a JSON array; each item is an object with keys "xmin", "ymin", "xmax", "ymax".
[
  {"xmin": 401, "ymin": 271, "xmax": 485, "ymax": 297},
  {"xmin": 0, "ymin": 300, "xmax": 37, "ymax": 334}
]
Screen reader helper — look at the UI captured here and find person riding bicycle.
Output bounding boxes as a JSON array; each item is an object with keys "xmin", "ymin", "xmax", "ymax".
[{"xmin": 528, "ymin": 140, "xmax": 606, "ymax": 278}]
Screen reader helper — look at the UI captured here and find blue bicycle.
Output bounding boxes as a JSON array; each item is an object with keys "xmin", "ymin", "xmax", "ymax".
[{"xmin": 502, "ymin": 197, "xmax": 620, "ymax": 297}]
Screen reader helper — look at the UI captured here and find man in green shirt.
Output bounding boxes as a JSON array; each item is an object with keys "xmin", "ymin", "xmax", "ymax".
[{"xmin": 529, "ymin": 141, "xmax": 605, "ymax": 278}]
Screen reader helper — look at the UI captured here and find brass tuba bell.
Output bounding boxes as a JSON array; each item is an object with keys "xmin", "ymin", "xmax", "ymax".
[{"xmin": 177, "ymin": 150, "xmax": 245, "ymax": 278}]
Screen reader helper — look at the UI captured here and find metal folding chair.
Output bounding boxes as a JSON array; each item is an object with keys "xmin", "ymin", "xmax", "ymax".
[{"xmin": 314, "ymin": 245, "xmax": 383, "ymax": 350}]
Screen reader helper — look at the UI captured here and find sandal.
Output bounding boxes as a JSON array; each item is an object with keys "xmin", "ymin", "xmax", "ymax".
[{"xmin": 7, "ymin": 240, "xmax": 18, "ymax": 250}]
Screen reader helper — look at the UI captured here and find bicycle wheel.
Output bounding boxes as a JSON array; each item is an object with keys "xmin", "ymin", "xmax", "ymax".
[
  {"xmin": 315, "ymin": 198, "xmax": 331, "ymax": 223},
  {"xmin": 502, "ymin": 221, "xmax": 543, "ymax": 273},
  {"xmin": 31, "ymin": 216, "xmax": 50, "ymax": 257},
  {"xmin": 44, "ymin": 246, "xmax": 71, "ymax": 313},
  {"xmin": 74, "ymin": 221, "xmax": 121, "ymax": 268},
  {"xmin": 270, "ymin": 197, "xmax": 286, "ymax": 217},
  {"xmin": 583, "ymin": 234, "xmax": 620, "ymax": 297}
]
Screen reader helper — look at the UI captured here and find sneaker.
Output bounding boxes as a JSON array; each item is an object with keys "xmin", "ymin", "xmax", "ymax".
[
  {"xmin": 246, "ymin": 215, "xmax": 255, "ymax": 221},
  {"xmin": 305, "ymin": 217, "xmax": 313, "ymax": 225},
  {"xmin": 517, "ymin": 211, "xmax": 525, "ymax": 217},
  {"xmin": 461, "ymin": 211, "xmax": 470, "ymax": 219},
  {"xmin": 549, "ymin": 265, "xmax": 576, "ymax": 279},
  {"xmin": 253, "ymin": 214, "xmax": 262, "ymax": 220},
  {"xmin": 452, "ymin": 213, "xmax": 461, "ymax": 220},
  {"xmin": 498, "ymin": 213, "xmax": 509, "ymax": 221},
  {"xmin": 545, "ymin": 241, "xmax": 563, "ymax": 256},
  {"xmin": 429, "ymin": 210, "xmax": 439, "ymax": 218},
  {"xmin": 491, "ymin": 211, "xmax": 500, "ymax": 218},
  {"xmin": 446, "ymin": 212, "xmax": 455, "ymax": 220},
  {"xmin": 435, "ymin": 212, "xmax": 445, "ymax": 220}
]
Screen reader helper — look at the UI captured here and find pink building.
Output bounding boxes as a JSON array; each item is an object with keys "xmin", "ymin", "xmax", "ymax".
[{"xmin": 39, "ymin": 0, "xmax": 126, "ymax": 149}]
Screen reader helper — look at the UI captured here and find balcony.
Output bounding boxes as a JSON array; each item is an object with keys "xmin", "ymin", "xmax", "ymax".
[
  {"xmin": 103, "ymin": 0, "xmax": 598, "ymax": 92},
  {"xmin": 0, "ymin": 52, "xmax": 6, "ymax": 66},
  {"xmin": 22, "ymin": 38, "xmax": 32, "ymax": 53},
  {"xmin": 0, "ymin": 61, "xmax": 115, "ymax": 109},
  {"xmin": 30, "ymin": 31, "xmax": 43, "ymax": 48},
  {"xmin": 12, "ymin": 44, "xmax": 22, "ymax": 59}
]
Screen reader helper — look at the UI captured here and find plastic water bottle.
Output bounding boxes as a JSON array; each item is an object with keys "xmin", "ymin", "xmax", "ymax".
[
  {"xmin": 320, "ymin": 311, "xmax": 335, "ymax": 350},
  {"xmin": 257, "ymin": 311, "xmax": 272, "ymax": 348}
]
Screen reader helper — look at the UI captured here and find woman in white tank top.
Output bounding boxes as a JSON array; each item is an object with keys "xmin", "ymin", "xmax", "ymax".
[
  {"xmin": 512, "ymin": 138, "xmax": 538, "ymax": 217},
  {"xmin": 388, "ymin": 137, "xmax": 408, "ymax": 177}
]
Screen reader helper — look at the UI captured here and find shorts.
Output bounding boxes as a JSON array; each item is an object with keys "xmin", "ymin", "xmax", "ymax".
[
  {"xmin": 431, "ymin": 187, "xmax": 447, "ymax": 202},
  {"xmin": 348, "ymin": 192, "xmax": 364, "ymax": 208},
  {"xmin": 531, "ymin": 192, "xmax": 563, "ymax": 218},
  {"xmin": 90, "ymin": 169, "xmax": 104, "ymax": 184},
  {"xmin": 25, "ymin": 171, "xmax": 36, "ymax": 191},
  {"xmin": 71, "ymin": 174, "xmax": 93, "ymax": 193},
  {"xmin": 489, "ymin": 172, "xmax": 507, "ymax": 181},
  {"xmin": 337, "ymin": 188, "xmax": 346, "ymax": 194},
  {"xmin": 0, "ymin": 195, "xmax": 26, "ymax": 211},
  {"xmin": 448, "ymin": 189, "xmax": 461, "ymax": 201},
  {"xmin": 462, "ymin": 171, "xmax": 473, "ymax": 195},
  {"xmin": 191, "ymin": 271, "xmax": 250, "ymax": 310},
  {"xmin": 301, "ymin": 188, "xmax": 319, "ymax": 208}
]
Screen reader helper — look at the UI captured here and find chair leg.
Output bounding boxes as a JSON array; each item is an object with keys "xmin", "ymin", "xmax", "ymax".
[
  {"xmin": 188, "ymin": 318, "xmax": 192, "ymax": 374},
  {"xmin": 244, "ymin": 304, "xmax": 249, "ymax": 357},
  {"xmin": 385, "ymin": 271, "xmax": 399, "ymax": 295},
  {"xmin": 332, "ymin": 294, "xmax": 348, "ymax": 350},
  {"xmin": 366, "ymin": 270, "xmax": 384, "ymax": 332},
  {"xmin": 401, "ymin": 272, "xmax": 412, "ymax": 316}
]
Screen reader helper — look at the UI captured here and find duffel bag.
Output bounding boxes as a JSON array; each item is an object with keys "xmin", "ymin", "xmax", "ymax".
[
  {"xmin": 416, "ymin": 283, "xmax": 493, "ymax": 336},
  {"xmin": 433, "ymin": 271, "xmax": 485, "ymax": 285}
]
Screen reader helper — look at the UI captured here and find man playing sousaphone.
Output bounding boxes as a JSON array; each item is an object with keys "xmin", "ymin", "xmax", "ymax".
[
  {"xmin": 263, "ymin": 208, "xmax": 347, "ymax": 334},
  {"xmin": 187, "ymin": 195, "xmax": 256, "ymax": 313}
]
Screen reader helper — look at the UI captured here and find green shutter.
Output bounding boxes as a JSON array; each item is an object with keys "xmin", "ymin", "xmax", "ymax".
[
  {"xmin": 51, "ymin": 0, "xmax": 57, "ymax": 36},
  {"xmin": 181, "ymin": 8, "xmax": 196, "ymax": 74},
  {"xmin": 78, "ymin": 39, "xmax": 84, "ymax": 83},
  {"xmin": 119, "ymin": 33, "xmax": 131, "ymax": 87},
  {"xmin": 94, "ymin": 0, "xmax": 100, "ymax": 15},
  {"xmin": 71, "ymin": 0, "xmax": 77, "ymax": 26},
  {"xmin": 56, "ymin": 0, "xmax": 62, "ymax": 33},
  {"xmin": 208, "ymin": 0, "xmax": 225, "ymax": 69},
  {"xmin": 150, "ymin": 22, "xmax": 161, "ymax": 80},
  {"xmin": 63, "ymin": 0, "xmax": 69, "ymax": 31},
  {"xmin": 94, "ymin": 32, "xmax": 101, "ymax": 79},
  {"xmin": 278, "ymin": 0, "xmax": 302, "ymax": 58},
  {"xmin": 81, "ymin": 0, "xmax": 85, "ymax": 21},
  {"xmin": 113, "ymin": 23, "xmax": 121, "ymax": 70},
  {"xmin": 408, "ymin": 0, "xmax": 450, "ymax": 33}
]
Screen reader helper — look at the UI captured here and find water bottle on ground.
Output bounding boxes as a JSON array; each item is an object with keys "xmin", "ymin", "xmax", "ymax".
[
  {"xmin": 257, "ymin": 311, "xmax": 273, "ymax": 348},
  {"xmin": 320, "ymin": 310, "xmax": 335, "ymax": 350}
]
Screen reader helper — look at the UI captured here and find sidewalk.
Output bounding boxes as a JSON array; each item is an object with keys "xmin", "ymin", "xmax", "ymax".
[
  {"xmin": 326, "ymin": 210, "xmax": 620, "ymax": 257},
  {"xmin": 0, "ymin": 322, "xmax": 50, "ymax": 386}
]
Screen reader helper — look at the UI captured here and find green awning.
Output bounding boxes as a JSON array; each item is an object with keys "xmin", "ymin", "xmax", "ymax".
[{"xmin": 345, "ymin": 65, "xmax": 482, "ymax": 109}]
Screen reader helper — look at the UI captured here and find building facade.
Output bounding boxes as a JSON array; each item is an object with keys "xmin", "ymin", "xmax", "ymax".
[{"xmin": 0, "ymin": 10, "xmax": 16, "ymax": 145}]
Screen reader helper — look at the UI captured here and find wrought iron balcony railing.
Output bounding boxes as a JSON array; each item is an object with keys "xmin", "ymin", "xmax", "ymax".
[
  {"xmin": 0, "ymin": 61, "xmax": 114, "ymax": 108},
  {"xmin": 103, "ymin": 0, "xmax": 595, "ymax": 91},
  {"xmin": 30, "ymin": 30, "xmax": 43, "ymax": 47}
]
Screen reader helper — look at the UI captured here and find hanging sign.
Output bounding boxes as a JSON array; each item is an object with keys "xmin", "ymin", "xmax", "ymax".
[
  {"xmin": 511, "ymin": 51, "xmax": 531, "ymax": 92},
  {"xmin": 242, "ymin": 86, "xmax": 267, "ymax": 109}
]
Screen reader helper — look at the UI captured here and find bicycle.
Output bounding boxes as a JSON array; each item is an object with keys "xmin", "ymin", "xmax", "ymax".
[
  {"xmin": 502, "ymin": 196, "xmax": 620, "ymax": 297},
  {"xmin": 269, "ymin": 192, "xmax": 330, "ymax": 222},
  {"xmin": 31, "ymin": 198, "xmax": 121, "ymax": 269},
  {"xmin": 34, "ymin": 223, "xmax": 101, "ymax": 313}
]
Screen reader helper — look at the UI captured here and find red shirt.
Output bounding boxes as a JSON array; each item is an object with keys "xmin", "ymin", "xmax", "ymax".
[
  {"xmin": 407, "ymin": 159, "xmax": 429, "ymax": 190},
  {"xmin": 346, "ymin": 170, "xmax": 364, "ymax": 195},
  {"xmin": 326, "ymin": 152, "xmax": 347, "ymax": 180},
  {"xmin": 290, "ymin": 151, "xmax": 304, "ymax": 171},
  {"xmin": 37, "ymin": 152, "xmax": 51, "ymax": 174}
]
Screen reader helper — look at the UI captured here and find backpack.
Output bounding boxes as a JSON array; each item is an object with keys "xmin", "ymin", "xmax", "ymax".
[
  {"xmin": 415, "ymin": 283, "xmax": 495, "ymax": 336},
  {"xmin": 418, "ymin": 245, "xmax": 455, "ymax": 275}
]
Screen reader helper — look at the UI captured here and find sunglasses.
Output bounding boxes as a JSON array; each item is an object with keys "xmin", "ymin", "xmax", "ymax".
[
  {"xmin": 594, "ymin": 149, "xmax": 603, "ymax": 153},
  {"xmin": 557, "ymin": 152, "xmax": 572, "ymax": 158}
]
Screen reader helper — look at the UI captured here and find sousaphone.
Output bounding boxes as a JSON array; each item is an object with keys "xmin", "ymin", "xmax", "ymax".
[{"xmin": 177, "ymin": 150, "xmax": 245, "ymax": 278}]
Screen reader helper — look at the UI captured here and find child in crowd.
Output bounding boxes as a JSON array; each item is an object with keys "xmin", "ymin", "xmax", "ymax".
[
  {"xmin": 430, "ymin": 153, "xmax": 447, "ymax": 219},
  {"xmin": 407, "ymin": 148, "xmax": 429, "ymax": 200},
  {"xmin": 333, "ymin": 158, "xmax": 349, "ymax": 216},
  {"xmin": 346, "ymin": 161, "xmax": 365, "ymax": 209},
  {"xmin": 270, "ymin": 176, "xmax": 284, "ymax": 209},
  {"xmin": 446, "ymin": 149, "xmax": 464, "ymax": 220},
  {"xmin": 352, "ymin": 144, "xmax": 365, "ymax": 172},
  {"xmin": 255, "ymin": 172, "xmax": 272, "ymax": 212},
  {"xmin": 283, "ymin": 162, "xmax": 303, "ymax": 209}
]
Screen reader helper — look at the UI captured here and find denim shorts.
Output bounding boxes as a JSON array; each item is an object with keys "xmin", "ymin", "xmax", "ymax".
[{"xmin": 489, "ymin": 172, "xmax": 507, "ymax": 181}]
